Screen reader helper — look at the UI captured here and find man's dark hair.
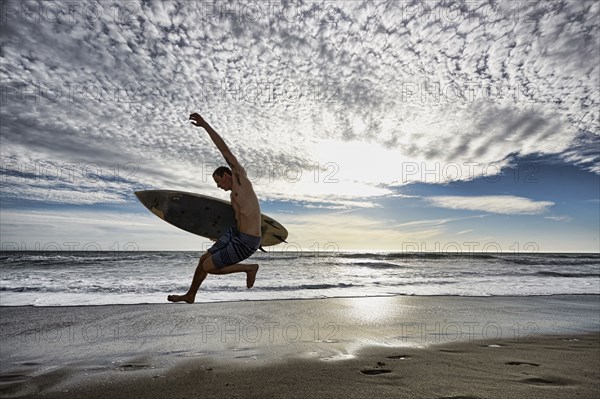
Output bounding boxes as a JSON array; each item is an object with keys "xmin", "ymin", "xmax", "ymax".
[{"xmin": 213, "ymin": 166, "xmax": 232, "ymax": 177}]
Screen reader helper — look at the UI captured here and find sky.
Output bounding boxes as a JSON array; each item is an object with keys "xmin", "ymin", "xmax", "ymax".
[{"xmin": 0, "ymin": 0, "xmax": 599, "ymax": 253}]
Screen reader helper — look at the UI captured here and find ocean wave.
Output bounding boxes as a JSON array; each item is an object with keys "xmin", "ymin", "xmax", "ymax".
[
  {"xmin": 253, "ymin": 283, "xmax": 358, "ymax": 291},
  {"xmin": 1, "ymin": 282, "xmax": 361, "ymax": 294},
  {"xmin": 534, "ymin": 271, "xmax": 600, "ymax": 278},
  {"xmin": 253, "ymin": 255, "xmax": 305, "ymax": 261},
  {"xmin": 337, "ymin": 253, "xmax": 504, "ymax": 262},
  {"xmin": 0, "ymin": 251, "xmax": 193, "ymax": 266},
  {"xmin": 545, "ymin": 254, "xmax": 600, "ymax": 259},
  {"xmin": 351, "ymin": 262, "xmax": 405, "ymax": 269},
  {"xmin": 502, "ymin": 258, "xmax": 600, "ymax": 266},
  {"xmin": 387, "ymin": 280, "xmax": 458, "ymax": 286},
  {"xmin": 2, "ymin": 251, "xmax": 599, "ymax": 306}
]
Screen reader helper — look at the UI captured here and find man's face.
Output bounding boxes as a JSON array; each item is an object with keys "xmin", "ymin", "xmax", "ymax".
[{"xmin": 213, "ymin": 173, "xmax": 232, "ymax": 191}]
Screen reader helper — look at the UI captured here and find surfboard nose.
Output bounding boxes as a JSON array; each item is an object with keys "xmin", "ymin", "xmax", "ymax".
[
  {"xmin": 134, "ymin": 190, "xmax": 168, "ymax": 220},
  {"xmin": 134, "ymin": 190, "xmax": 166, "ymax": 211},
  {"xmin": 134, "ymin": 191, "xmax": 144, "ymax": 201},
  {"xmin": 134, "ymin": 190, "xmax": 155, "ymax": 207}
]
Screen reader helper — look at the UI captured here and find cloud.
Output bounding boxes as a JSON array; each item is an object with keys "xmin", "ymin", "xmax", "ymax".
[
  {"xmin": 0, "ymin": 209, "xmax": 206, "ymax": 251},
  {"xmin": 424, "ymin": 195, "xmax": 554, "ymax": 215},
  {"xmin": 0, "ymin": 0, "xmax": 598, "ymax": 212},
  {"xmin": 544, "ymin": 215, "xmax": 572, "ymax": 222},
  {"xmin": 456, "ymin": 229, "xmax": 474, "ymax": 235},
  {"xmin": 391, "ymin": 214, "xmax": 486, "ymax": 229},
  {"xmin": 272, "ymin": 210, "xmax": 446, "ymax": 251}
]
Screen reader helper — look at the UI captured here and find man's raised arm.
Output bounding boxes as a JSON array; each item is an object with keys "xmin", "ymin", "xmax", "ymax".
[{"xmin": 189, "ymin": 112, "xmax": 241, "ymax": 171}]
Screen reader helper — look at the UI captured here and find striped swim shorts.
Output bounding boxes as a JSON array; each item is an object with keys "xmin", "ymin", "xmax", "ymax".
[{"xmin": 207, "ymin": 227, "xmax": 262, "ymax": 269}]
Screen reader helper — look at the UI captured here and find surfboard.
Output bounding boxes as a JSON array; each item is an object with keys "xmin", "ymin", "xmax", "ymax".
[{"xmin": 134, "ymin": 190, "xmax": 288, "ymax": 247}]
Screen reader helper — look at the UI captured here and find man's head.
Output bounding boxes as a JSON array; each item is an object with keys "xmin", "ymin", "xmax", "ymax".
[{"xmin": 213, "ymin": 166, "xmax": 232, "ymax": 191}]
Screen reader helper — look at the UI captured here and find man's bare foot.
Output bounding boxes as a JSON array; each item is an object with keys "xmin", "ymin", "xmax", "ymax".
[
  {"xmin": 246, "ymin": 265, "xmax": 259, "ymax": 288},
  {"xmin": 167, "ymin": 294, "xmax": 195, "ymax": 304}
]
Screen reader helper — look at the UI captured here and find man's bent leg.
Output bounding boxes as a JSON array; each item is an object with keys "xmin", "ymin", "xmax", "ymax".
[
  {"xmin": 168, "ymin": 252, "xmax": 210, "ymax": 303},
  {"xmin": 203, "ymin": 256, "xmax": 259, "ymax": 288}
]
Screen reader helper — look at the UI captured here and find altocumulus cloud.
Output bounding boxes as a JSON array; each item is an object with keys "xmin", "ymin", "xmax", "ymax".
[
  {"xmin": 0, "ymin": 0, "xmax": 597, "ymax": 208},
  {"xmin": 424, "ymin": 195, "xmax": 555, "ymax": 215}
]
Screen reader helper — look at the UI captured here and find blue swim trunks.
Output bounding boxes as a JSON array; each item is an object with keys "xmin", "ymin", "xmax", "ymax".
[{"xmin": 207, "ymin": 227, "xmax": 262, "ymax": 269}]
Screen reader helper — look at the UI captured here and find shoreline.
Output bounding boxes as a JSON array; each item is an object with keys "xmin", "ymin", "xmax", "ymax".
[
  {"xmin": 1, "ymin": 295, "xmax": 598, "ymax": 398},
  {"xmin": 2, "ymin": 292, "xmax": 599, "ymax": 308}
]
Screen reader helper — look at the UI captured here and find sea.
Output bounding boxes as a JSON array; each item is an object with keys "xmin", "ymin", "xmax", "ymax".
[{"xmin": 0, "ymin": 251, "xmax": 599, "ymax": 306}]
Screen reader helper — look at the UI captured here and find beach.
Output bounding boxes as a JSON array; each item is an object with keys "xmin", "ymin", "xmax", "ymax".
[
  {"xmin": 1, "ymin": 295, "xmax": 598, "ymax": 398},
  {"xmin": 2, "ymin": 0, "xmax": 599, "ymax": 397}
]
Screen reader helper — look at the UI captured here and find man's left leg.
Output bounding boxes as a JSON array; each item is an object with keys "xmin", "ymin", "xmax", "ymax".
[{"xmin": 168, "ymin": 252, "xmax": 211, "ymax": 303}]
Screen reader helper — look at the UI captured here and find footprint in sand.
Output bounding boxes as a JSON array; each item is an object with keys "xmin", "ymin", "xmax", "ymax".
[
  {"xmin": 360, "ymin": 361, "xmax": 392, "ymax": 375},
  {"xmin": 505, "ymin": 361, "xmax": 539, "ymax": 367},
  {"xmin": 360, "ymin": 369, "xmax": 392, "ymax": 375},
  {"xmin": 438, "ymin": 396, "xmax": 484, "ymax": 399},
  {"xmin": 118, "ymin": 363, "xmax": 152, "ymax": 370},
  {"xmin": 520, "ymin": 376, "xmax": 570, "ymax": 386},
  {"xmin": 386, "ymin": 354, "xmax": 412, "ymax": 360},
  {"xmin": 438, "ymin": 349, "xmax": 469, "ymax": 353}
]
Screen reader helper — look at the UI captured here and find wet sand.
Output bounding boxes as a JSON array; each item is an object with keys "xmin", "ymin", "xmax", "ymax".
[{"xmin": 1, "ymin": 295, "xmax": 598, "ymax": 398}]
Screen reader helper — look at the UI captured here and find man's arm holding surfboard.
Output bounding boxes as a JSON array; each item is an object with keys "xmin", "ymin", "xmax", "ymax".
[{"xmin": 189, "ymin": 112, "xmax": 246, "ymax": 175}]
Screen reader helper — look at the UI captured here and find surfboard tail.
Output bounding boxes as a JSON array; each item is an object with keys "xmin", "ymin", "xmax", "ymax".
[{"xmin": 273, "ymin": 234, "xmax": 288, "ymax": 243}]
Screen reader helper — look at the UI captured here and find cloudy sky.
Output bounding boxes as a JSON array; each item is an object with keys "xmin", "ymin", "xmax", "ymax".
[{"xmin": 1, "ymin": 0, "xmax": 598, "ymax": 252}]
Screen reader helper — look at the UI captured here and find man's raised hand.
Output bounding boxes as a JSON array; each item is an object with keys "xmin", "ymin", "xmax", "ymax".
[{"xmin": 189, "ymin": 113, "xmax": 207, "ymax": 128}]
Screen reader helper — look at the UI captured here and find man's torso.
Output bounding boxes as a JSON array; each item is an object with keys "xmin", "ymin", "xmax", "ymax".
[{"xmin": 230, "ymin": 170, "xmax": 261, "ymax": 237}]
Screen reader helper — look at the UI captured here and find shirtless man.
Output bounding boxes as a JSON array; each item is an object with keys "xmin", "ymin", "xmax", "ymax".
[{"xmin": 167, "ymin": 113, "xmax": 262, "ymax": 304}]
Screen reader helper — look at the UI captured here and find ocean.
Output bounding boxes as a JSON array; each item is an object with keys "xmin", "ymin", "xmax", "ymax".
[{"xmin": 1, "ymin": 251, "xmax": 599, "ymax": 306}]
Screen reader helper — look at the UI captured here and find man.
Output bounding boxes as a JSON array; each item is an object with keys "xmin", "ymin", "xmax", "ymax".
[{"xmin": 167, "ymin": 113, "xmax": 262, "ymax": 304}]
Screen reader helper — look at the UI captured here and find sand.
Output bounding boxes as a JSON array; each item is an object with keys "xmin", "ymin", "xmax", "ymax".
[{"xmin": 1, "ymin": 295, "xmax": 599, "ymax": 398}]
